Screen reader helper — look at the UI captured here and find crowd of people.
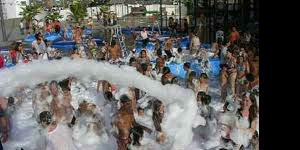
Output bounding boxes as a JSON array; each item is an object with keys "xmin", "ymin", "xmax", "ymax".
[{"xmin": 0, "ymin": 15, "xmax": 259, "ymax": 150}]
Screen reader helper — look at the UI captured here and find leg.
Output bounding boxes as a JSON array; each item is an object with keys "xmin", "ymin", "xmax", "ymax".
[{"xmin": 229, "ymin": 72, "xmax": 237, "ymax": 96}]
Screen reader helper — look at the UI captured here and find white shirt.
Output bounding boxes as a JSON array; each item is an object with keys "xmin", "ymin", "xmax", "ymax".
[
  {"xmin": 32, "ymin": 40, "xmax": 47, "ymax": 54},
  {"xmin": 191, "ymin": 36, "xmax": 201, "ymax": 49},
  {"xmin": 141, "ymin": 31, "xmax": 148, "ymax": 40}
]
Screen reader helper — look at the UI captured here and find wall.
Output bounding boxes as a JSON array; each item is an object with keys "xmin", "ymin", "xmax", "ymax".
[
  {"xmin": 108, "ymin": 4, "xmax": 187, "ymax": 18},
  {"xmin": 2, "ymin": 0, "xmax": 29, "ymax": 19}
]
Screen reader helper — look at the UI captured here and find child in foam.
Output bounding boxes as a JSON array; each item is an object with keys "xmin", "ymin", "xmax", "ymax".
[{"xmin": 39, "ymin": 111, "xmax": 79, "ymax": 150}]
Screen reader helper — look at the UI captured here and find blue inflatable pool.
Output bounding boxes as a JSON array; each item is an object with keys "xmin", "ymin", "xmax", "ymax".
[
  {"xmin": 167, "ymin": 58, "xmax": 221, "ymax": 78},
  {"xmin": 24, "ymin": 33, "xmax": 62, "ymax": 43}
]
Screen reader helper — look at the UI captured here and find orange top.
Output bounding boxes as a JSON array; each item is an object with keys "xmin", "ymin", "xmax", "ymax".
[{"xmin": 230, "ymin": 31, "xmax": 240, "ymax": 43}]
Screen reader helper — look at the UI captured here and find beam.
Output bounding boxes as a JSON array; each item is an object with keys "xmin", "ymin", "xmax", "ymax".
[{"xmin": 0, "ymin": 0, "xmax": 7, "ymax": 41}]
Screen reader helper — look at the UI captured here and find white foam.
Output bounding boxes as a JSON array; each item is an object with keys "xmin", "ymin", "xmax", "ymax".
[{"xmin": 0, "ymin": 58, "xmax": 197, "ymax": 150}]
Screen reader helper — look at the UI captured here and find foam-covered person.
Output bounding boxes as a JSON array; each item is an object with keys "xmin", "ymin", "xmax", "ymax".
[{"xmin": 39, "ymin": 111, "xmax": 79, "ymax": 150}]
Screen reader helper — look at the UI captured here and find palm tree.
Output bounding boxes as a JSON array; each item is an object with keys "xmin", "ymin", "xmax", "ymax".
[
  {"xmin": 70, "ymin": 0, "xmax": 88, "ymax": 24},
  {"xmin": 45, "ymin": 11, "xmax": 63, "ymax": 22},
  {"xmin": 19, "ymin": 4, "xmax": 42, "ymax": 34}
]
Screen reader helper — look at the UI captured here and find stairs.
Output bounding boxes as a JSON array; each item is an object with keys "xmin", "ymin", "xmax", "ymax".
[{"xmin": 112, "ymin": 25, "xmax": 129, "ymax": 58}]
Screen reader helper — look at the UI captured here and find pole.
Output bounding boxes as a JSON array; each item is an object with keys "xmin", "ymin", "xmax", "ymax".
[
  {"xmin": 213, "ymin": 0, "xmax": 216, "ymax": 41},
  {"xmin": 160, "ymin": 0, "xmax": 162, "ymax": 30},
  {"xmin": 193, "ymin": 0, "xmax": 197, "ymax": 29},
  {"xmin": 0, "ymin": 0, "xmax": 7, "ymax": 41},
  {"xmin": 179, "ymin": 0, "xmax": 181, "ymax": 32}
]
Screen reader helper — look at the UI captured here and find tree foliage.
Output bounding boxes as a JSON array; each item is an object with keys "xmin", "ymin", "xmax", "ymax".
[
  {"xmin": 19, "ymin": 4, "xmax": 42, "ymax": 23},
  {"xmin": 70, "ymin": 0, "xmax": 88, "ymax": 23},
  {"xmin": 45, "ymin": 11, "xmax": 63, "ymax": 21}
]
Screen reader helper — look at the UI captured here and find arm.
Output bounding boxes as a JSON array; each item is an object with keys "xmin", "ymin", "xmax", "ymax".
[
  {"xmin": 249, "ymin": 118, "xmax": 257, "ymax": 134},
  {"xmin": 0, "ymin": 108, "xmax": 8, "ymax": 143}
]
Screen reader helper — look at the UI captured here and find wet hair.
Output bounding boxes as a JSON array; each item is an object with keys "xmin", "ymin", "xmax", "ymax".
[
  {"xmin": 153, "ymin": 100, "xmax": 163, "ymax": 113},
  {"xmin": 152, "ymin": 100, "xmax": 164, "ymax": 132},
  {"xmin": 200, "ymin": 73, "xmax": 208, "ymax": 79},
  {"xmin": 202, "ymin": 95, "xmax": 211, "ymax": 105},
  {"xmin": 161, "ymin": 74, "xmax": 169, "ymax": 85},
  {"xmin": 156, "ymin": 49, "xmax": 162, "ymax": 56},
  {"xmin": 49, "ymin": 80, "xmax": 58, "ymax": 88},
  {"xmin": 171, "ymin": 76, "xmax": 178, "ymax": 84},
  {"xmin": 35, "ymin": 33, "xmax": 40, "ymax": 40},
  {"xmin": 104, "ymin": 91, "xmax": 113, "ymax": 101},
  {"xmin": 39, "ymin": 111, "xmax": 53, "ymax": 125},
  {"xmin": 129, "ymin": 57, "xmax": 136, "ymax": 65},
  {"xmin": 184, "ymin": 62, "xmax": 190, "ymax": 69},
  {"xmin": 197, "ymin": 91, "xmax": 206, "ymax": 102},
  {"xmin": 137, "ymin": 107, "xmax": 144, "ymax": 112},
  {"xmin": 140, "ymin": 50, "xmax": 147, "ymax": 55},
  {"xmin": 141, "ymin": 63, "xmax": 148, "ymax": 73},
  {"xmin": 163, "ymin": 67, "xmax": 171, "ymax": 75},
  {"xmin": 120, "ymin": 94, "xmax": 131, "ymax": 103},
  {"xmin": 59, "ymin": 79, "xmax": 70, "ymax": 91},
  {"xmin": 8, "ymin": 97, "xmax": 15, "ymax": 106},
  {"xmin": 246, "ymin": 73, "xmax": 255, "ymax": 82},
  {"xmin": 220, "ymin": 64, "xmax": 229, "ymax": 69},
  {"xmin": 197, "ymin": 91, "xmax": 206, "ymax": 98},
  {"xmin": 240, "ymin": 92, "xmax": 258, "ymax": 127},
  {"xmin": 177, "ymin": 47, "xmax": 182, "ymax": 53}
]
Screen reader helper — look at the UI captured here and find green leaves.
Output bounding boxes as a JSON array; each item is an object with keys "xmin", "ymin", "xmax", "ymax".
[
  {"xmin": 45, "ymin": 11, "xmax": 63, "ymax": 21},
  {"xmin": 19, "ymin": 4, "xmax": 42, "ymax": 22},
  {"xmin": 70, "ymin": 0, "xmax": 88, "ymax": 23}
]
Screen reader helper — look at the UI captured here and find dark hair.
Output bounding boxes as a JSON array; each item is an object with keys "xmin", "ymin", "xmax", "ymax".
[
  {"xmin": 104, "ymin": 91, "xmax": 113, "ymax": 101},
  {"xmin": 163, "ymin": 67, "xmax": 171, "ymax": 75},
  {"xmin": 35, "ymin": 33, "xmax": 40, "ymax": 39},
  {"xmin": 156, "ymin": 49, "xmax": 162, "ymax": 56},
  {"xmin": 220, "ymin": 64, "xmax": 229, "ymax": 69},
  {"xmin": 246, "ymin": 73, "xmax": 255, "ymax": 82},
  {"xmin": 200, "ymin": 73, "xmax": 208, "ymax": 79},
  {"xmin": 129, "ymin": 57, "xmax": 136, "ymax": 65},
  {"xmin": 239, "ymin": 93, "xmax": 258, "ymax": 127},
  {"xmin": 120, "ymin": 94, "xmax": 131, "ymax": 103},
  {"xmin": 177, "ymin": 47, "xmax": 182, "ymax": 53},
  {"xmin": 141, "ymin": 63, "xmax": 148, "ymax": 73},
  {"xmin": 59, "ymin": 79, "xmax": 70, "ymax": 91},
  {"xmin": 39, "ymin": 111, "xmax": 52, "ymax": 125},
  {"xmin": 8, "ymin": 97, "xmax": 15, "ymax": 105},
  {"xmin": 184, "ymin": 62, "xmax": 190, "ymax": 69},
  {"xmin": 202, "ymin": 94, "xmax": 211, "ymax": 105},
  {"xmin": 137, "ymin": 107, "xmax": 144, "ymax": 112},
  {"xmin": 49, "ymin": 80, "xmax": 58, "ymax": 87}
]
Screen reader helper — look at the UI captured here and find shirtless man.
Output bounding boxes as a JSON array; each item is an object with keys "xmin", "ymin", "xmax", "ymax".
[
  {"xmin": 220, "ymin": 64, "xmax": 229, "ymax": 102},
  {"xmin": 73, "ymin": 26, "xmax": 83, "ymax": 44},
  {"xmin": 113, "ymin": 95, "xmax": 135, "ymax": 150},
  {"xmin": 108, "ymin": 40, "xmax": 122, "ymax": 62},
  {"xmin": 113, "ymin": 94, "xmax": 152, "ymax": 149},
  {"xmin": 194, "ymin": 73, "xmax": 209, "ymax": 95},
  {"xmin": 49, "ymin": 81, "xmax": 65, "ymax": 123}
]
